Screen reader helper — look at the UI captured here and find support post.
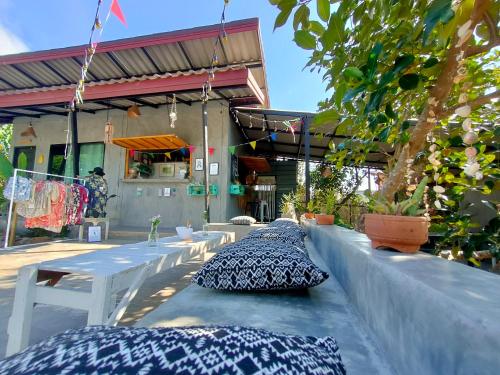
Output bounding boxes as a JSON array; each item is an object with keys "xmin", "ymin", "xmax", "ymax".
[
  {"xmin": 4, "ymin": 168, "xmax": 18, "ymax": 248},
  {"xmin": 71, "ymin": 110, "xmax": 79, "ymax": 177},
  {"xmin": 303, "ymin": 117, "xmax": 311, "ymax": 204},
  {"xmin": 202, "ymin": 101, "xmax": 210, "ymax": 222}
]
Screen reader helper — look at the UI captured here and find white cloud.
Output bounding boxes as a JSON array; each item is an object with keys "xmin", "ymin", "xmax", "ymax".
[{"xmin": 0, "ymin": 24, "xmax": 28, "ymax": 55}]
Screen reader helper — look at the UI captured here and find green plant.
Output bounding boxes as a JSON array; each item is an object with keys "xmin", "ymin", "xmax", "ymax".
[
  {"xmin": 370, "ymin": 176, "xmax": 429, "ymax": 216},
  {"xmin": 279, "ymin": 191, "xmax": 297, "ymax": 217},
  {"xmin": 131, "ymin": 162, "xmax": 152, "ymax": 177},
  {"xmin": 317, "ymin": 188, "xmax": 339, "ymax": 215}
]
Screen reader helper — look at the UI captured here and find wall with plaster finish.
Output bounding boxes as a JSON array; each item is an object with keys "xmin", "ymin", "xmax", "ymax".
[{"xmin": 12, "ymin": 100, "xmax": 241, "ymax": 229}]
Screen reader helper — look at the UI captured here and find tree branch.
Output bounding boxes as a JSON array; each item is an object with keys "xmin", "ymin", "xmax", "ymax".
[
  {"xmin": 440, "ymin": 89, "xmax": 500, "ymax": 118},
  {"xmin": 465, "ymin": 12, "xmax": 499, "ymax": 57}
]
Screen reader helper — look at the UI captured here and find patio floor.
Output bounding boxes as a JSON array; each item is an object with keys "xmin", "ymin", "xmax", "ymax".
[{"xmin": 0, "ymin": 234, "xmax": 209, "ymax": 359}]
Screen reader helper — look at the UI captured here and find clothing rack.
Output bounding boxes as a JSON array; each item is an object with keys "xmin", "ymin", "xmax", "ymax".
[{"xmin": 4, "ymin": 169, "xmax": 86, "ymax": 249}]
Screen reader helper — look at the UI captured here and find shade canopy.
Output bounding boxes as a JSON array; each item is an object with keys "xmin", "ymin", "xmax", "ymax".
[{"xmin": 112, "ymin": 134, "xmax": 188, "ymax": 150}]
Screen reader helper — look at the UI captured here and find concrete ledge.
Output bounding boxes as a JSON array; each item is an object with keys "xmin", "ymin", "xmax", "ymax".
[
  {"xmin": 304, "ymin": 221, "xmax": 500, "ymax": 375},
  {"xmin": 207, "ymin": 223, "xmax": 267, "ymax": 241}
]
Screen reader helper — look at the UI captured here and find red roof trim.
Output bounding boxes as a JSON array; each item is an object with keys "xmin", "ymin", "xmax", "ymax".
[
  {"xmin": 0, "ymin": 69, "xmax": 250, "ymax": 108},
  {"xmin": 0, "ymin": 18, "xmax": 259, "ymax": 66}
]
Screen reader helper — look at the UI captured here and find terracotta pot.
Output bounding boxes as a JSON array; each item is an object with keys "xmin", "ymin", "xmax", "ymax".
[
  {"xmin": 315, "ymin": 214, "xmax": 334, "ymax": 225},
  {"xmin": 304, "ymin": 213, "xmax": 315, "ymax": 219},
  {"xmin": 364, "ymin": 214, "xmax": 428, "ymax": 253}
]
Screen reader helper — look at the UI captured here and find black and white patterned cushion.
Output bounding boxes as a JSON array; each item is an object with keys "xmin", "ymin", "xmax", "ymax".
[
  {"xmin": 192, "ymin": 239, "xmax": 328, "ymax": 291},
  {"xmin": 229, "ymin": 215, "xmax": 256, "ymax": 225},
  {"xmin": 269, "ymin": 219, "xmax": 307, "ymax": 238},
  {"xmin": 0, "ymin": 325, "xmax": 345, "ymax": 375},
  {"xmin": 242, "ymin": 226, "xmax": 306, "ymax": 249}
]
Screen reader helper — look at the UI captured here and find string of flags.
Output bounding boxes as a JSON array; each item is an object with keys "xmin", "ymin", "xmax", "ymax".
[
  {"xmin": 228, "ymin": 132, "xmax": 278, "ymax": 155},
  {"xmin": 70, "ymin": 0, "xmax": 127, "ymax": 111},
  {"xmin": 129, "ymin": 145, "xmax": 217, "ymax": 159}
]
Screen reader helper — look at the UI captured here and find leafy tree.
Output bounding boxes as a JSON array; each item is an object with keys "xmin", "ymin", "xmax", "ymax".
[{"xmin": 270, "ymin": 0, "xmax": 499, "ymax": 205}]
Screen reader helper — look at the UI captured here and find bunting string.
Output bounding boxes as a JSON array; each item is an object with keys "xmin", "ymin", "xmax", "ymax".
[{"xmin": 201, "ymin": 0, "xmax": 230, "ymax": 102}]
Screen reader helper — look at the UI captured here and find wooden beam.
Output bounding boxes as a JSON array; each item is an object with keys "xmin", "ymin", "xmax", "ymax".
[{"xmin": 0, "ymin": 110, "xmax": 40, "ymax": 118}]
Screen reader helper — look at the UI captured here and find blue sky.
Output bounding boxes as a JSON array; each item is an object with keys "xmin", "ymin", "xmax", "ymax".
[{"xmin": 0, "ymin": 0, "xmax": 328, "ymax": 112}]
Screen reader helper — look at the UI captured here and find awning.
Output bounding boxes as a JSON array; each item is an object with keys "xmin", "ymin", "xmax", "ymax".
[{"xmin": 112, "ymin": 134, "xmax": 188, "ymax": 150}]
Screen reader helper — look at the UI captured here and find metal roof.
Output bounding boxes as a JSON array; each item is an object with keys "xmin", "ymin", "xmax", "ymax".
[
  {"xmin": 0, "ymin": 18, "xmax": 268, "ymax": 122},
  {"xmin": 233, "ymin": 107, "xmax": 391, "ymax": 167}
]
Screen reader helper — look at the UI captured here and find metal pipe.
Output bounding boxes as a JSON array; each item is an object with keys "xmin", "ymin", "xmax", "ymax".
[
  {"xmin": 4, "ymin": 168, "xmax": 18, "ymax": 248},
  {"xmin": 303, "ymin": 116, "xmax": 311, "ymax": 203},
  {"xmin": 202, "ymin": 101, "xmax": 210, "ymax": 222},
  {"xmin": 71, "ymin": 110, "xmax": 80, "ymax": 177}
]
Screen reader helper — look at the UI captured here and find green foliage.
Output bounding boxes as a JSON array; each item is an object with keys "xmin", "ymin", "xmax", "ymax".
[{"xmin": 370, "ymin": 177, "xmax": 429, "ymax": 216}]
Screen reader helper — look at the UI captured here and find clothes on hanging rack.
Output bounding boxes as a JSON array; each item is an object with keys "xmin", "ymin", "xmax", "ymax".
[
  {"xmin": 3, "ymin": 176, "xmax": 33, "ymax": 202},
  {"xmin": 11, "ymin": 178, "xmax": 89, "ymax": 233}
]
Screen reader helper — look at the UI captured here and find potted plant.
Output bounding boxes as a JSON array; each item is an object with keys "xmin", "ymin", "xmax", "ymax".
[
  {"xmin": 315, "ymin": 188, "xmax": 337, "ymax": 225},
  {"xmin": 364, "ymin": 177, "xmax": 429, "ymax": 253}
]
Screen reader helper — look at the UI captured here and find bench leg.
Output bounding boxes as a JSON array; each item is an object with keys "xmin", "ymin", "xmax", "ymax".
[
  {"xmin": 105, "ymin": 221, "xmax": 109, "ymax": 241},
  {"xmin": 6, "ymin": 267, "xmax": 38, "ymax": 356},
  {"xmin": 87, "ymin": 276, "xmax": 112, "ymax": 325}
]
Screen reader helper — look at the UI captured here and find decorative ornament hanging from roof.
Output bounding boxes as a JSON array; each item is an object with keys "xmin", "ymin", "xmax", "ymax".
[{"xmin": 169, "ymin": 94, "xmax": 178, "ymax": 128}]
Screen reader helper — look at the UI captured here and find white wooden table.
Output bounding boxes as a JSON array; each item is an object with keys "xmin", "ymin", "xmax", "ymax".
[{"xmin": 6, "ymin": 231, "xmax": 234, "ymax": 356}]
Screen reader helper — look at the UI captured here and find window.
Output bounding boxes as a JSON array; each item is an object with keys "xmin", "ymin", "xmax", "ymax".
[
  {"xmin": 13, "ymin": 146, "xmax": 36, "ymax": 171},
  {"xmin": 48, "ymin": 143, "xmax": 105, "ymax": 177}
]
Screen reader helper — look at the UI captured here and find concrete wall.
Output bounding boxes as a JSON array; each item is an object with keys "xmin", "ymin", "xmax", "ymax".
[
  {"xmin": 11, "ymin": 100, "xmax": 241, "ymax": 229},
  {"xmin": 305, "ymin": 221, "xmax": 500, "ymax": 375}
]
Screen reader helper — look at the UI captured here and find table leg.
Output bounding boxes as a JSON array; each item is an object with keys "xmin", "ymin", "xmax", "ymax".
[
  {"xmin": 87, "ymin": 275, "xmax": 113, "ymax": 325},
  {"xmin": 6, "ymin": 266, "xmax": 38, "ymax": 356},
  {"xmin": 105, "ymin": 221, "xmax": 109, "ymax": 241},
  {"xmin": 78, "ymin": 224, "xmax": 84, "ymax": 241}
]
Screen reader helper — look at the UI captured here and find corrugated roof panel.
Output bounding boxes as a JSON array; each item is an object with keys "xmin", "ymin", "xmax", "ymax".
[
  {"xmin": 181, "ymin": 37, "xmax": 219, "ymax": 67},
  {"xmin": 145, "ymin": 44, "xmax": 190, "ymax": 72},
  {"xmin": 14, "ymin": 62, "xmax": 66, "ymax": 86},
  {"xmin": 89, "ymin": 53, "xmax": 124, "ymax": 79},
  {"xmin": 47, "ymin": 58, "xmax": 83, "ymax": 82},
  {"xmin": 224, "ymin": 31, "xmax": 261, "ymax": 63},
  {"xmin": 0, "ymin": 65, "xmax": 38, "ymax": 88},
  {"xmin": 110, "ymin": 49, "xmax": 156, "ymax": 76}
]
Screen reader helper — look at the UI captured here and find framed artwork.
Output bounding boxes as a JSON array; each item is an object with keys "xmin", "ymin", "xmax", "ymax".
[
  {"xmin": 195, "ymin": 158, "xmax": 204, "ymax": 171},
  {"xmin": 209, "ymin": 162, "xmax": 219, "ymax": 176},
  {"xmin": 163, "ymin": 187, "xmax": 171, "ymax": 197},
  {"xmin": 159, "ymin": 163, "xmax": 175, "ymax": 177}
]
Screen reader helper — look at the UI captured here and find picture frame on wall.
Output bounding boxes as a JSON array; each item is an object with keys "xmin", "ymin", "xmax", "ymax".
[
  {"xmin": 195, "ymin": 158, "xmax": 204, "ymax": 171},
  {"xmin": 209, "ymin": 162, "xmax": 219, "ymax": 176},
  {"xmin": 159, "ymin": 163, "xmax": 175, "ymax": 177}
]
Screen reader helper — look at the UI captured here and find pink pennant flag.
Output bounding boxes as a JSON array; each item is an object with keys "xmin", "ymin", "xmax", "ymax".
[
  {"xmin": 111, "ymin": 0, "xmax": 127, "ymax": 26},
  {"xmin": 188, "ymin": 145, "xmax": 196, "ymax": 154},
  {"xmin": 208, "ymin": 147, "xmax": 215, "ymax": 156}
]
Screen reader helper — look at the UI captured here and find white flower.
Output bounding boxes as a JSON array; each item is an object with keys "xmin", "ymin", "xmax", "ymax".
[
  {"xmin": 462, "ymin": 118, "xmax": 472, "ymax": 131},
  {"xmin": 475, "ymin": 171, "xmax": 483, "ymax": 180},
  {"xmin": 434, "ymin": 173, "xmax": 440, "ymax": 181},
  {"xmin": 462, "ymin": 131, "xmax": 478, "ymax": 145},
  {"xmin": 455, "ymin": 105, "xmax": 471, "ymax": 117},
  {"xmin": 433, "ymin": 186, "xmax": 446, "ymax": 194},
  {"xmin": 429, "ymin": 144, "xmax": 437, "ymax": 153},
  {"xmin": 458, "ymin": 93, "xmax": 468, "ymax": 104},
  {"xmin": 464, "ymin": 147, "xmax": 477, "ymax": 158},
  {"xmin": 434, "ymin": 199, "xmax": 442, "ymax": 209},
  {"xmin": 464, "ymin": 162, "xmax": 480, "ymax": 177}
]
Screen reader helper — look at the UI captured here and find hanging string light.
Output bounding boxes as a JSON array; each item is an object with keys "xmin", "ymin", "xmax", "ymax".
[{"xmin": 104, "ymin": 105, "xmax": 113, "ymax": 144}]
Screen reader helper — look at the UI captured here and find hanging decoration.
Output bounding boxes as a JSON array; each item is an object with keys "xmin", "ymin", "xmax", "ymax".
[
  {"xmin": 231, "ymin": 110, "xmax": 301, "ymax": 142},
  {"xmin": 227, "ymin": 132, "xmax": 278, "ymax": 155},
  {"xmin": 127, "ymin": 104, "xmax": 141, "ymax": 119},
  {"xmin": 249, "ymin": 141, "xmax": 257, "ymax": 150},
  {"xmin": 37, "ymin": 154, "xmax": 45, "ymax": 165},
  {"xmin": 188, "ymin": 145, "xmax": 196, "ymax": 154},
  {"xmin": 104, "ymin": 105, "xmax": 113, "ymax": 144},
  {"xmin": 104, "ymin": 121, "xmax": 114, "ymax": 144},
  {"xmin": 20, "ymin": 122, "xmax": 37, "ymax": 138},
  {"xmin": 169, "ymin": 94, "xmax": 178, "ymax": 128},
  {"xmin": 110, "ymin": 0, "xmax": 127, "ymax": 26},
  {"xmin": 228, "ymin": 146, "xmax": 236, "ymax": 155},
  {"xmin": 201, "ymin": 0, "xmax": 230, "ymax": 103}
]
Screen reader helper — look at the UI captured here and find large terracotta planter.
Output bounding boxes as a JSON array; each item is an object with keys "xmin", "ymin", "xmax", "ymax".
[
  {"xmin": 315, "ymin": 214, "xmax": 334, "ymax": 225},
  {"xmin": 364, "ymin": 214, "xmax": 428, "ymax": 253},
  {"xmin": 304, "ymin": 213, "xmax": 315, "ymax": 219}
]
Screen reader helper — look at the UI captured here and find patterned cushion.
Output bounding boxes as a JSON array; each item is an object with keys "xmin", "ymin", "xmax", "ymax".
[
  {"xmin": 0, "ymin": 325, "xmax": 345, "ymax": 375},
  {"xmin": 242, "ymin": 226, "xmax": 306, "ymax": 249},
  {"xmin": 269, "ymin": 219, "xmax": 307, "ymax": 238},
  {"xmin": 192, "ymin": 239, "xmax": 329, "ymax": 291},
  {"xmin": 229, "ymin": 215, "xmax": 256, "ymax": 225}
]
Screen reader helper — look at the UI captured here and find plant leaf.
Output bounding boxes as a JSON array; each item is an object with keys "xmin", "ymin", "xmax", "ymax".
[
  {"xmin": 343, "ymin": 67, "xmax": 364, "ymax": 81},
  {"xmin": 317, "ymin": 0, "xmax": 330, "ymax": 22},
  {"xmin": 393, "ymin": 55, "xmax": 415, "ymax": 74},
  {"xmin": 399, "ymin": 73, "xmax": 420, "ymax": 90},
  {"xmin": 309, "ymin": 20, "xmax": 325, "ymax": 36},
  {"xmin": 274, "ymin": 5, "xmax": 295, "ymax": 30},
  {"xmin": 423, "ymin": 0, "xmax": 455, "ymax": 44},
  {"xmin": 294, "ymin": 30, "xmax": 316, "ymax": 49},
  {"xmin": 321, "ymin": 12, "xmax": 344, "ymax": 50},
  {"xmin": 423, "ymin": 57, "xmax": 439, "ymax": 68},
  {"xmin": 342, "ymin": 83, "xmax": 367, "ymax": 103}
]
